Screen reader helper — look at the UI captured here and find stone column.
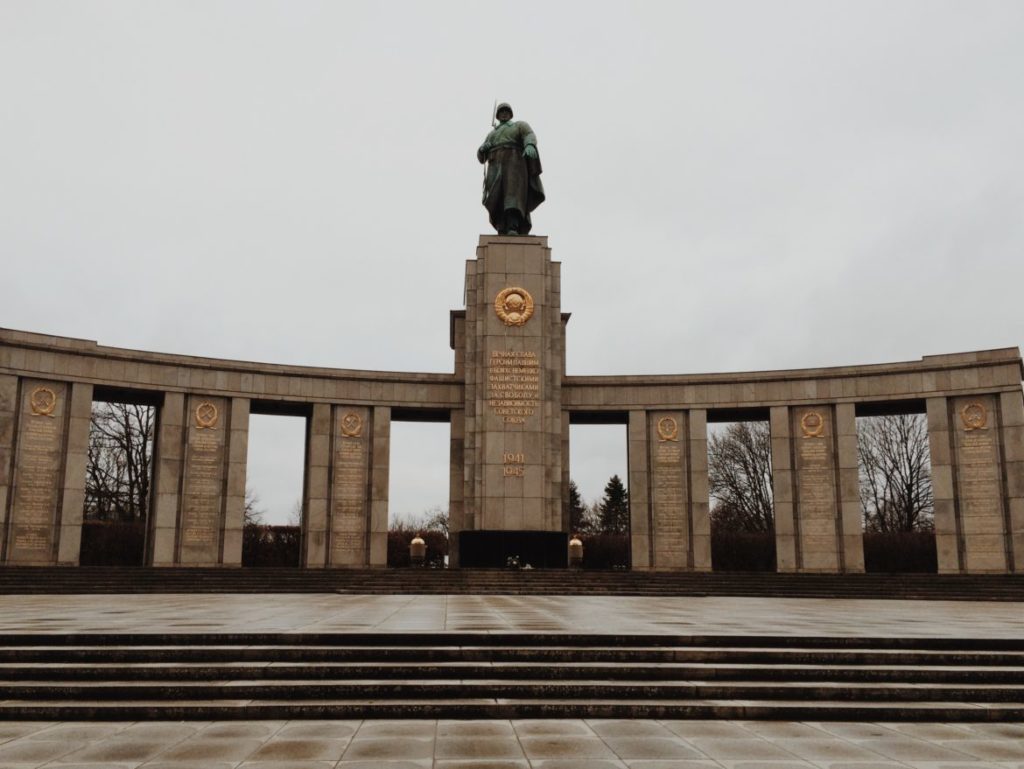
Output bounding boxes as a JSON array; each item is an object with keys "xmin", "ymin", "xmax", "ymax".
[
  {"xmin": 999, "ymin": 391, "xmax": 1024, "ymax": 573},
  {"xmin": 448, "ymin": 409, "xmax": 465, "ymax": 568},
  {"xmin": 221, "ymin": 397, "xmax": 249, "ymax": 567},
  {"xmin": 178, "ymin": 395, "xmax": 234, "ymax": 566},
  {"xmin": 648, "ymin": 410, "xmax": 689, "ymax": 569},
  {"xmin": 0, "ymin": 375, "xmax": 19, "ymax": 562},
  {"xmin": 460, "ymin": 235, "xmax": 565, "ymax": 539},
  {"xmin": 560, "ymin": 412, "xmax": 571, "ymax": 532},
  {"xmin": 791, "ymin": 405, "xmax": 842, "ymax": 572},
  {"xmin": 949, "ymin": 395, "xmax": 1010, "ymax": 573},
  {"xmin": 689, "ymin": 409, "xmax": 712, "ymax": 570},
  {"xmin": 328, "ymin": 405, "xmax": 372, "ymax": 567},
  {"xmin": 6, "ymin": 379, "xmax": 70, "ymax": 564},
  {"xmin": 926, "ymin": 397, "xmax": 961, "ymax": 572},
  {"xmin": 56, "ymin": 382, "xmax": 93, "ymax": 565},
  {"xmin": 835, "ymin": 403, "xmax": 864, "ymax": 572},
  {"xmin": 150, "ymin": 392, "xmax": 185, "ymax": 566},
  {"xmin": 303, "ymin": 403, "xmax": 331, "ymax": 568},
  {"xmin": 627, "ymin": 409, "xmax": 651, "ymax": 569},
  {"xmin": 770, "ymin": 406, "xmax": 798, "ymax": 572},
  {"xmin": 369, "ymin": 405, "xmax": 390, "ymax": 567}
]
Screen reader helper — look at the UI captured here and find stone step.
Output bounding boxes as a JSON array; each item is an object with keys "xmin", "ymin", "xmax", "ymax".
[
  {"xmin": 3, "ymin": 679, "xmax": 1022, "ymax": 703},
  {"xmin": 5, "ymin": 661, "xmax": 1022, "ymax": 683},
  {"xmin": 2, "ymin": 645, "xmax": 1021, "ymax": 665},
  {"xmin": 1, "ymin": 567, "xmax": 1022, "ymax": 600},
  {"xmin": 1, "ymin": 697, "xmax": 1022, "ymax": 721}
]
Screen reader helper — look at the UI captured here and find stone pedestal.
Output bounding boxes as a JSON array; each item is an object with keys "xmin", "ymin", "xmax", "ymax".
[{"xmin": 455, "ymin": 235, "xmax": 566, "ymax": 564}]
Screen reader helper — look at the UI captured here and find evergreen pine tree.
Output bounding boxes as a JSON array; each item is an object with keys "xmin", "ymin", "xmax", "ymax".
[
  {"xmin": 595, "ymin": 474, "xmax": 629, "ymax": 534},
  {"xmin": 568, "ymin": 479, "xmax": 589, "ymax": 534}
]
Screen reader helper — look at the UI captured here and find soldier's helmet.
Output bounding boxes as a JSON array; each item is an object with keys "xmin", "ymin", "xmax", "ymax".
[{"xmin": 495, "ymin": 102, "xmax": 514, "ymax": 118}]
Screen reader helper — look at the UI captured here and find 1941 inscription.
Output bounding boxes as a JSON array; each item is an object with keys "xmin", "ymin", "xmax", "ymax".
[{"xmin": 488, "ymin": 350, "xmax": 540, "ymax": 424}]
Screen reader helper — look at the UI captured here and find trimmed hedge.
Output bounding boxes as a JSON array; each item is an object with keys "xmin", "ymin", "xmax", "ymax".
[
  {"xmin": 242, "ymin": 525, "xmax": 300, "ymax": 567},
  {"xmin": 863, "ymin": 531, "xmax": 937, "ymax": 573},
  {"xmin": 79, "ymin": 521, "xmax": 146, "ymax": 566},
  {"xmin": 578, "ymin": 533, "xmax": 630, "ymax": 570},
  {"xmin": 711, "ymin": 531, "xmax": 776, "ymax": 572}
]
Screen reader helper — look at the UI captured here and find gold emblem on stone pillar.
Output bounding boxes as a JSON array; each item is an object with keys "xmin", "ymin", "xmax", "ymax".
[
  {"xmin": 656, "ymin": 416, "xmax": 679, "ymax": 441},
  {"xmin": 194, "ymin": 401, "xmax": 219, "ymax": 429},
  {"xmin": 800, "ymin": 410, "xmax": 825, "ymax": 438},
  {"xmin": 494, "ymin": 287, "xmax": 535, "ymax": 327},
  {"xmin": 29, "ymin": 386, "xmax": 57, "ymax": 417},
  {"xmin": 340, "ymin": 412, "xmax": 363, "ymax": 438},
  {"xmin": 960, "ymin": 401, "xmax": 988, "ymax": 431}
]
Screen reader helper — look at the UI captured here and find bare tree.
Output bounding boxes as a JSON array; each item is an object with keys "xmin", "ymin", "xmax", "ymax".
[
  {"xmin": 84, "ymin": 402, "xmax": 154, "ymax": 522},
  {"xmin": 244, "ymin": 487, "xmax": 265, "ymax": 526},
  {"xmin": 858, "ymin": 413, "xmax": 934, "ymax": 532},
  {"xmin": 708, "ymin": 421, "xmax": 774, "ymax": 532}
]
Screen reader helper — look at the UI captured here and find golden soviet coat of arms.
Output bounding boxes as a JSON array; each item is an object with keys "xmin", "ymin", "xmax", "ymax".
[
  {"xmin": 656, "ymin": 416, "xmax": 679, "ymax": 442},
  {"xmin": 29, "ymin": 386, "xmax": 57, "ymax": 417},
  {"xmin": 960, "ymin": 401, "xmax": 988, "ymax": 431},
  {"xmin": 800, "ymin": 410, "xmax": 825, "ymax": 438},
  {"xmin": 194, "ymin": 401, "xmax": 219, "ymax": 429},
  {"xmin": 494, "ymin": 287, "xmax": 535, "ymax": 327},
  {"xmin": 340, "ymin": 412, "xmax": 363, "ymax": 438}
]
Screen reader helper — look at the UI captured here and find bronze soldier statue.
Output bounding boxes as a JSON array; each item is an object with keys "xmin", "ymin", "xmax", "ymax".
[{"xmin": 477, "ymin": 103, "xmax": 545, "ymax": 235}]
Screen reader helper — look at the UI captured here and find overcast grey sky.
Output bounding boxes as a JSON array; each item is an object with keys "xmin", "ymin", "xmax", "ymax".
[{"xmin": 3, "ymin": 1, "xmax": 1023, "ymax": 521}]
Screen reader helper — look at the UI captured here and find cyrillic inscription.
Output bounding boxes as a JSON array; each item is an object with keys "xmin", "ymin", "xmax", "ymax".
[
  {"xmin": 9, "ymin": 382, "xmax": 66, "ymax": 562},
  {"xmin": 181, "ymin": 420, "xmax": 225, "ymax": 554},
  {"xmin": 332, "ymin": 415, "xmax": 367, "ymax": 561},
  {"xmin": 488, "ymin": 350, "xmax": 540, "ymax": 424}
]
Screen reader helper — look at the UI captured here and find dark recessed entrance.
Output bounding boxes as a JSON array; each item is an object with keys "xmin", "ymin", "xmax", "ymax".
[{"xmin": 459, "ymin": 530, "xmax": 568, "ymax": 568}]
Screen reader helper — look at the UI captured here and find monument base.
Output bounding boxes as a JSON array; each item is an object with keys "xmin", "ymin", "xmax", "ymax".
[{"xmin": 458, "ymin": 531, "xmax": 568, "ymax": 569}]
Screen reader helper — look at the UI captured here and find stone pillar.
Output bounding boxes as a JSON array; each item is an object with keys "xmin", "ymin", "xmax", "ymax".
[
  {"xmin": 369, "ymin": 405, "xmax": 390, "ymax": 567},
  {"xmin": 790, "ymin": 405, "xmax": 842, "ymax": 572},
  {"xmin": 999, "ymin": 390, "xmax": 1024, "ymax": 573},
  {"xmin": 835, "ymin": 403, "xmax": 864, "ymax": 573},
  {"xmin": 689, "ymin": 409, "xmax": 712, "ymax": 570},
  {"xmin": 6, "ymin": 380, "xmax": 70, "ymax": 564},
  {"xmin": 627, "ymin": 409, "xmax": 651, "ymax": 569},
  {"xmin": 949, "ymin": 395, "xmax": 1010, "ymax": 573},
  {"xmin": 448, "ymin": 409, "xmax": 465, "ymax": 568},
  {"xmin": 179, "ymin": 395, "xmax": 228, "ymax": 565},
  {"xmin": 328, "ymin": 405, "xmax": 372, "ymax": 567},
  {"xmin": 770, "ymin": 406, "xmax": 798, "ymax": 572},
  {"xmin": 648, "ymin": 410, "xmax": 689, "ymax": 569},
  {"xmin": 303, "ymin": 403, "xmax": 331, "ymax": 568},
  {"xmin": 221, "ymin": 398, "xmax": 249, "ymax": 567},
  {"xmin": 460, "ymin": 235, "xmax": 565, "ymax": 545},
  {"xmin": 0, "ymin": 375, "xmax": 20, "ymax": 562},
  {"xmin": 560, "ymin": 411, "xmax": 571, "ymax": 532},
  {"xmin": 150, "ymin": 392, "xmax": 185, "ymax": 566},
  {"xmin": 56, "ymin": 382, "xmax": 93, "ymax": 565},
  {"xmin": 927, "ymin": 397, "xmax": 961, "ymax": 572}
]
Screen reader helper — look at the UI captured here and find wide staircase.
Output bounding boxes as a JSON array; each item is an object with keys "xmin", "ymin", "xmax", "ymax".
[
  {"xmin": 0, "ymin": 631, "xmax": 1021, "ymax": 721},
  {"xmin": 0, "ymin": 566, "xmax": 1022, "ymax": 600}
]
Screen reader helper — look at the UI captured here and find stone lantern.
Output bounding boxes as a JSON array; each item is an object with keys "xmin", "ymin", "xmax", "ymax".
[
  {"xmin": 568, "ymin": 536, "xmax": 583, "ymax": 569},
  {"xmin": 409, "ymin": 535, "xmax": 426, "ymax": 567}
]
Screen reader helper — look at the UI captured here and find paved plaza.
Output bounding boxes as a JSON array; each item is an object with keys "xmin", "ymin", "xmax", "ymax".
[
  {"xmin": 0, "ymin": 593, "xmax": 1022, "ymax": 638},
  {"xmin": 1, "ymin": 718, "xmax": 1024, "ymax": 769}
]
